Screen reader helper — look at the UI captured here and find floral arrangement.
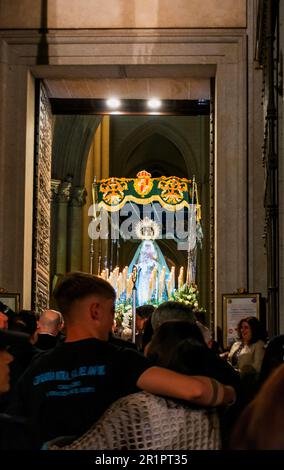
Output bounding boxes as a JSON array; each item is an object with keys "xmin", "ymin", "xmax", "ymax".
[
  {"xmin": 114, "ymin": 283, "xmax": 205, "ymax": 338},
  {"xmin": 169, "ymin": 283, "xmax": 201, "ymax": 311},
  {"xmin": 114, "ymin": 301, "xmax": 132, "ymax": 331}
]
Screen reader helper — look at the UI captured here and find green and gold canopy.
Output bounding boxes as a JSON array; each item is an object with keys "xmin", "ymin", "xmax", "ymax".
[{"xmin": 94, "ymin": 171, "xmax": 201, "ymax": 219}]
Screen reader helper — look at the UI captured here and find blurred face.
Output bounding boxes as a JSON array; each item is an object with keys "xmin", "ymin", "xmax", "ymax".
[
  {"xmin": 240, "ymin": 321, "xmax": 252, "ymax": 344},
  {"xmin": 136, "ymin": 315, "xmax": 146, "ymax": 332},
  {"xmin": 141, "ymin": 242, "xmax": 156, "ymax": 261},
  {"xmin": 0, "ymin": 350, "xmax": 13, "ymax": 394}
]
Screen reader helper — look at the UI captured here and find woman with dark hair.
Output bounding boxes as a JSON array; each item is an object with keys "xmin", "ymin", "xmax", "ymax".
[
  {"xmin": 227, "ymin": 316, "xmax": 267, "ymax": 377},
  {"xmin": 135, "ymin": 305, "xmax": 155, "ymax": 352},
  {"xmin": 146, "ymin": 321, "xmax": 240, "ymax": 390}
]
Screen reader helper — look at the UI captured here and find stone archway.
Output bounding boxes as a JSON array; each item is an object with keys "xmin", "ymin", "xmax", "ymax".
[{"xmin": 0, "ymin": 28, "xmax": 253, "ymax": 335}]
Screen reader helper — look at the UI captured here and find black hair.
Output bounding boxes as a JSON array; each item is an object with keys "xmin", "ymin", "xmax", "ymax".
[{"xmin": 136, "ymin": 305, "xmax": 155, "ymax": 320}]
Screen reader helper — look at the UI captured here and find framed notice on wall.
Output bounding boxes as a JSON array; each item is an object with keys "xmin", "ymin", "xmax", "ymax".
[
  {"xmin": 0, "ymin": 292, "xmax": 20, "ymax": 313},
  {"xmin": 222, "ymin": 293, "xmax": 260, "ymax": 347}
]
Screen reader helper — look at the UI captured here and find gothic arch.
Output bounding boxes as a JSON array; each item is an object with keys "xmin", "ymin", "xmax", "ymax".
[
  {"xmin": 117, "ymin": 120, "xmax": 199, "ymax": 179},
  {"xmin": 52, "ymin": 115, "xmax": 102, "ymax": 185}
]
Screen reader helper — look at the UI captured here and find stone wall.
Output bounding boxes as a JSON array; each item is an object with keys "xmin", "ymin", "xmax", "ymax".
[{"xmin": 0, "ymin": 0, "xmax": 246, "ymax": 29}]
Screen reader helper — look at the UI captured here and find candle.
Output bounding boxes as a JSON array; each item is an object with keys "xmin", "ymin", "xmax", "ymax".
[
  {"xmin": 122, "ymin": 266, "xmax": 128, "ymax": 294},
  {"xmin": 159, "ymin": 266, "xmax": 166, "ymax": 300},
  {"xmin": 167, "ymin": 279, "xmax": 172, "ymax": 298},
  {"xmin": 126, "ymin": 276, "xmax": 133, "ymax": 300},
  {"xmin": 178, "ymin": 267, "xmax": 184, "ymax": 290},
  {"xmin": 171, "ymin": 267, "xmax": 175, "ymax": 293},
  {"xmin": 117, "ymin": 273, "xmax": 123, "ymax": 300}
]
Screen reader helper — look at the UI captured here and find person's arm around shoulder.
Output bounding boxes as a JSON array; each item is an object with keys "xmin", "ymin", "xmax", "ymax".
[{"xmin": 136, "ymin": 366, "xmax": 236, "ymax": 407}]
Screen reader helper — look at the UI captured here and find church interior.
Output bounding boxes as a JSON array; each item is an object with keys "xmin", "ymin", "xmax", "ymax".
[
  {"xmin": 1, "ymin": 0, "xmax": 283, "ymax": 336},
  {"xmin": 0, "ymin": 0, "xmax": 284, "ymax": 453}
]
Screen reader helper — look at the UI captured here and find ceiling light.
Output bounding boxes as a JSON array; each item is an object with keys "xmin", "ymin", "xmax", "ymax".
[
  {"xmin": 106, "ymin": 98, "xmax": 121, "ymax": 109},
  {"xmin": 147, "ymin": 98, "xmax": 162, "ymax": 109}
]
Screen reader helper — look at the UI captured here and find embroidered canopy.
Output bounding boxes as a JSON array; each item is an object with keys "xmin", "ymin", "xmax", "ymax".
[{"xmin": 95, "ymin": 170, "xmax": 200, "ymax": 217}]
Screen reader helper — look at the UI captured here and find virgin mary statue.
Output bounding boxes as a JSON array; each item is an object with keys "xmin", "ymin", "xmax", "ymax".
[{"xmin": 128, "ymin": 218, "xmax": 170, "ymax": 306}]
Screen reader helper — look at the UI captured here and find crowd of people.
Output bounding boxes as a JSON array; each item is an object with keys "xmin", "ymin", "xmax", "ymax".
[{"xmin": 0, "ymin": 272, "xmax": 283, "ymax": 450}]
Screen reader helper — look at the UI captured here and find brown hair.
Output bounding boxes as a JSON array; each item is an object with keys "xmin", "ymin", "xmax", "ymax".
[
  {"xmin": 146, "ymin": 320, "xmax": 206, "ymax": 371},
  {"xmin": 237, "ymin": 316, "xmax": 267, "ymax": 344},
  {"xmin": 231, "ymin": 363, "xmax": 284, "ymax": 449},
  {"xmin": 53, "ymin": 272, "xmax": 116, "ymax": 315}
]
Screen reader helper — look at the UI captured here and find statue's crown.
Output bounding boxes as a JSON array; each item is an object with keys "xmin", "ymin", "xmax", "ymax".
[{"xmin": 135, "ymin": 217, "xmax": 160, "ymax": 240}]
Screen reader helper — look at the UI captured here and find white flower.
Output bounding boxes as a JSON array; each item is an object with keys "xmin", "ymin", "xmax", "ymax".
[
  {"xmin": 121, "ymin": 327, "xmax": 132, "ymax": 341},
  {"xmin": 122, "ymin": 311, "xmax": 132, "ymax": 328}
]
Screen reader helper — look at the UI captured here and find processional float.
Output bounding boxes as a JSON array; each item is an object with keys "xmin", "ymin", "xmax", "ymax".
[{"xmin": 89, "ymin": 170, "xmax": 202, "ymax": 341}]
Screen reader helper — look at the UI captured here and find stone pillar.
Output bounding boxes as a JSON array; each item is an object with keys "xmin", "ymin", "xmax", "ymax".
[
  {"xmin": 69, "ymin": 186, "xmax": 87, "ymax": 271},
  {"xmin": 56, "ymin": 180, "xmax": 72, "ymax": 274}
]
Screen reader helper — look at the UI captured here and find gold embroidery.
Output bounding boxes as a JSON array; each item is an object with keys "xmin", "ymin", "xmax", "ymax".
[
  {"xmin": 133, "ymin": 170, "xmax": 153, "ymax": 197},
  {"xmin": 100, "ymin": 178, "xmax": 128, "ymax": 205},
  {"xmin": 158, "ymin": 177, "xmax": 188, "ymax": 205}
]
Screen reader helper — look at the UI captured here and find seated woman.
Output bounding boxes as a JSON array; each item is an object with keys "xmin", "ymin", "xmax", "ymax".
[
  {"xmin": 45, "ymin": 321, "xmax": 237, "ymax": 450},
  {"xmin": 227, "ymin": 316, "xmax": 267, "ymax": 406},
  {"xmin": 227, "ymin": 316, "xmax": 267, "ymax": 377}
]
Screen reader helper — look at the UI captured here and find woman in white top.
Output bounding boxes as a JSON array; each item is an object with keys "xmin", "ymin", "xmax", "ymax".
[{"xmin": 228, "ymin": 316, "xmax": 267, "ymax": 377}]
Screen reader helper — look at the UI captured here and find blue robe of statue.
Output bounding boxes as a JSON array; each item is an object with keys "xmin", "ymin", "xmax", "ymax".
[{"xmin": 128, "ymin": 240, "xmax": 170, "ymax": 306}]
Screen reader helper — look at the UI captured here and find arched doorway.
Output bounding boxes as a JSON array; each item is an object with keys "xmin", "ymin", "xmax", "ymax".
[{"xmin": 47, "ymin": 105, "xmax": 210, "ymax": 316}]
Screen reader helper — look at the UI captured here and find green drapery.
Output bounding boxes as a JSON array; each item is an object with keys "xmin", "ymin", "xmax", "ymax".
[{"xmin": 95, "ymin": 174, "xmax": 200, "ymax": 218}]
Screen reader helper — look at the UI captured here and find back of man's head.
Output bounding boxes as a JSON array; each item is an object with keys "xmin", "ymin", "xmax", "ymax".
[
  {"xmin": 53, "ymin": 272, "xmax": 116, "ymax": 317},
  {"xmin": 151, "ymin": 301, "xmax": 196, "ymax": 331},
  {"xmin": 38, "ymin": 309, "xmax": 63, "ymax": 335}
]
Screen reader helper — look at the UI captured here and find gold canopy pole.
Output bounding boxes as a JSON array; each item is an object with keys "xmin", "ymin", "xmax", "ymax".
[
  {"xmin": 90, "ymin": 177, "xmax": 98, "ymax": 275},
  {"xmin": 131, "ymin": 265, "xmax": 138, "ymax": 344},
  {"xmin": 186, "ymin": 175, "xmax": 196, "ymax": 286}
]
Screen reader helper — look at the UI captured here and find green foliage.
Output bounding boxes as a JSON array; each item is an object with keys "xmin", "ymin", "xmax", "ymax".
[
  {"xmin": 115, "ymin": 284, "xmax": 205, "ymax": 330},
  {"xmin": 115, "ymin": 284, "xmax": 204, "ymax": 327},
  {"xmin": 169, "ymin": 283, "xmax": 202, "ymax": 311}
]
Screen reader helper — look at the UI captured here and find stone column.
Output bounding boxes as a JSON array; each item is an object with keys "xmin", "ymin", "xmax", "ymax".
[
  {"xmin": 69, "ymin": 186, "xmax": 87, "ymax": 271},
  {"xmin": 56, "ymin": 180, "xmax": 72, "ymax": 274}
]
